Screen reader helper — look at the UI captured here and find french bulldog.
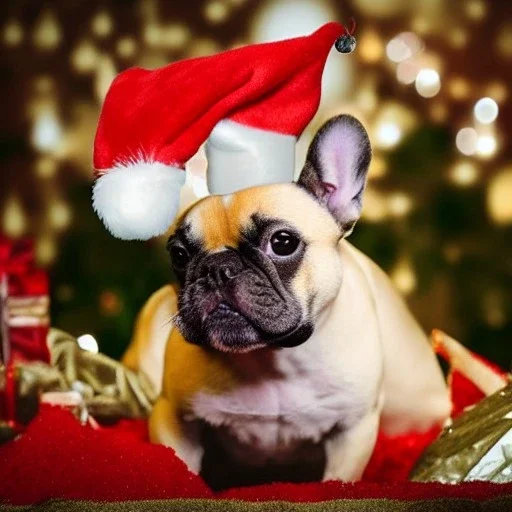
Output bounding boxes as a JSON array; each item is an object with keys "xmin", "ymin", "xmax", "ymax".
[{"xmin": 123, "ymin": 114, "xmax": 451, "ymax": 490}]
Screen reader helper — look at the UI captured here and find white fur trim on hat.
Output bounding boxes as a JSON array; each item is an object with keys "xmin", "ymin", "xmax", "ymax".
[
  {"xmin": 205, "ymin": 120, "xmax": 296, "ymax": 195},
  {"xmin": 92, "ymin": 160, "xmax": 186, "ymax": 241}
]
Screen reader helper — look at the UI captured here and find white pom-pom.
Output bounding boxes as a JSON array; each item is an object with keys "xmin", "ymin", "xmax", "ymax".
[{"xmin": 92, "ymin": 160, "xmax": 186, "ymax": 240}]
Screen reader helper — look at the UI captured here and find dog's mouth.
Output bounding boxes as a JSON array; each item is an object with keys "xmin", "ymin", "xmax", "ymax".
[
  {"xmin": 209, "ymin": 301, "xmax": 251, "ymax": 323},
  {"xmin": 201, "ymin": 301, "xmax": 312, "ymax": 353},
  {"xmin": 202, "ymin": 301, "xmax": 268, "ymax": 353}
]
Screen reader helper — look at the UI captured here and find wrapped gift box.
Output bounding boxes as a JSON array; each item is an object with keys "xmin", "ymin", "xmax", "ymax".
[{"xmin": 0, "ymin": 235, "xmax": 50, "ymax": 432}]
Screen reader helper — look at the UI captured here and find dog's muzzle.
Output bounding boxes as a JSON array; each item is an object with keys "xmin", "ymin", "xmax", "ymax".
[{"xmin": 176, "ymin": 249, "xmax": 312, "ymax": 352}]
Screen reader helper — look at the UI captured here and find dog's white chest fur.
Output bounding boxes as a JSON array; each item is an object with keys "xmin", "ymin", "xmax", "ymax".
[
  {"xmin": 190, "ymin": 340, "xmax": 375, "ymax": 464},
  {"xmin": 193, "ymin": 376, "xmax": 341, "ymax": 448}
]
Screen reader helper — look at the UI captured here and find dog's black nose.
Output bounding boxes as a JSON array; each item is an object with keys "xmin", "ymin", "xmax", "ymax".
[{"xmin": 197, "ymin": 250, "xmax": 244, "ymax": 285}]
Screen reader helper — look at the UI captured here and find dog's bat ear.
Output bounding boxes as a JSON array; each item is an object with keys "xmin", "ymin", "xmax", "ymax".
[{"xmin": 297, "ymin": 114, "xmax": 371, "ymax": 235}]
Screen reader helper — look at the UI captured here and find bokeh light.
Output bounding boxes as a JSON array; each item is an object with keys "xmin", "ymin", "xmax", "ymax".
[
  {"xmin": 448, "ymin": 77, "xmax": 471, "ymax": 101},
  {"xmin": 99, "ymin": 291, "xmax": 123, "ymax": 316},
  {"xmin": 456, "ymin": 127, "xmax": 478, "ymax": 156},
  {"xmin": 487, "ymin": 166, "xmax": 512, "ymax": 224},
  {"xmin": 474, "ymin": 97, "xmax": 499, "ymax": 124},
  {"xmin": 143, "ymin": 23, "xmax": 162, "ymax": 47},
  {"xmin": 161, "ymin": 24, "xmax": 190, "ymax": 50},
  {"xmin": 204, "ymin": 1, "xmax": 230, "ymax": 24},
  {"xmin": 411, "ymin": 16, "xmax": 431, "ymax": 36},
  {"xmin": 353, "ymin": 0, "xmax": 410, "ymax": 18},
  {"xmin": 429, "ymin": 102, "xmax": 448, "ymax": 123},
  {"xmin": 49, "ymin": 201, "xmax": 72, "ymax": 231},
  {"xmin": 476, "ymin": 134, "xmax": 497, "ymax": 159},
  {"xmin": 465, "ymin": 0, "xmax": 487, "ymax": 21},
  {"xmin": 187, "ymin": 38, "xmax": 220, "ymax": 58},
  {"xmin": 3, "ymin": 18, "xmax": 24, "ymax": 46},
  {"xmin": 482, "ymin": 290, "xmax": 506, "ymax": 329},
  {"xmin": 386, "ymin": 32, "xmax": 422, "ymax": 63},
  {"xmin": 35, "ymin": 156, "xmax": 58, "ymax": 179},
  {"xmin": 358, "ymin": 28, "xmax": 384, "ymax": 63},
  {"xmin": 3, "ymin": 196, "xmax": 27, "ymax": 238},
  {"xmin": 375, "ymin": 122, "xmax": 402, "ymax": 149},
  {"xmin": 496, "ymin": 24, "xmax": 512, "ymax": 59},
  {"xmin": 448, "ymin": 27, "xmax": 468, "ymax": 49},
  {"xmin": 32, "ymin": 10, "xmax": 61, "ymax": 50},
  {"xmin": 361, "ymin": 187, "xmax": 388, "ymax": 222},
  {"xmin": 91, "ymin": 11, "xmax": 113, "ymax": 38},
  {"xmin": 388, "ymin": 192, "xmax": 413, "ymax": 217},
  {"xmin": 373, "ymin": 102, "xmax": 417, "ymax": 149},
  {"xmin": 94, "ymin": 55, "xmax": 116, "ymax": 102},
  {"xmin": 71, "ymin": 40, "xmax": 98, "ymax": 74},
  {"xmin": 415, "ymin": 68, "xmax": 441, "ymax": 98},
  {"xmin": 396, "ymin": 59, "xmax": 421, "ymax": 84},
  {"xmin": 32, "ymin": 110, "xmax": 63, "ymax": 153},
  {"xmin": 36, "ymin": 234, "xmax": 57, "ymax": 265},
  {"xmin": 485, "ymin": 81, "xmax": 508, "ymax": 104},
  {"xmin": 116, "ymin": 37, "xmax": 138, "ymax": 59},
  {"xmin": 449, "ymin": 161, "xmax": 479, "ymax": 187},
  {"xmin": 368, "ymin": 155, "xmax": 387, "ymax": 180},
  {"xmin": 391, "ymin": 257, "xmax": 417, "ymax": 295}
]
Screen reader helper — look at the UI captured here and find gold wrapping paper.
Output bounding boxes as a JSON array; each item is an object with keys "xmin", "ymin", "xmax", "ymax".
[
  {"xmin": 1, "ymin": 328, "xmax": 157, "ymax": 430},
  {"xmin": 410, "ymin": 381, "xmax": 512, "ymax": 483}
]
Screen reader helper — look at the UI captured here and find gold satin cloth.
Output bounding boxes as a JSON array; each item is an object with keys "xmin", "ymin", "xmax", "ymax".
[
  {"xmin": 3, "ymin": 328, "xmax": 156, "ymax": 427},
  {"xmin": 411, "ymin": 380, "xmax": 512, "ymax": 483}
]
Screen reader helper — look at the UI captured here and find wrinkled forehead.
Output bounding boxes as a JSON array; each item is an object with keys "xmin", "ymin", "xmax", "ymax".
[{"xmin": 177, "ymin": 183, "xmax": 340, "ymax": 251}]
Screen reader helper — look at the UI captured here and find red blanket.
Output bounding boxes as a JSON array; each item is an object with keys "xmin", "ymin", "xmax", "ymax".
[{"xmin": 0, "ymin": 405, "xmax": 511, "ymax": 507}]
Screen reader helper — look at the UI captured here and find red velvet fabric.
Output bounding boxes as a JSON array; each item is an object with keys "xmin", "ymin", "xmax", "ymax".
[
  {"xmin": 94, "ymin": 23, "xmax": 346, "ymax": 172},
  {"xmin": 0, "ymin": 404, "xmax": 511, "ymax": 506},
  {"xmin": 1, "ymin": 333, "xmax": 509, "ymax": 505},
  {"xmin": 448, "ymin": 358, "xmax": 508, "ymax": 418},
  {"xmin": 450, "ymin": 371, "xmax": 486, "ymax": 418}
]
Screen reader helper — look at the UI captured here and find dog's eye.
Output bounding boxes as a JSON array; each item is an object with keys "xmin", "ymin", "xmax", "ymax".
[
  {"xmin": 170, "ymin": 245, "xmax": 190, "ymax": 269},
  {"xmin": 269, "ymin": 231, "xmax": 300, "ymax": 256}
]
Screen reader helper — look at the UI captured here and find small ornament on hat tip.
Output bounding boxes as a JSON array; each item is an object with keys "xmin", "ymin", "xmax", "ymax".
[{"xmin": 335, "ymin": 18, "xmax": 357, "ymax": 54}]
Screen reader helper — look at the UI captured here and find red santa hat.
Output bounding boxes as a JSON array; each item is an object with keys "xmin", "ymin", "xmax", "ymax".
[{"xmin": 92, "ymin": 22, "xmax": 356, "ymax": 240}]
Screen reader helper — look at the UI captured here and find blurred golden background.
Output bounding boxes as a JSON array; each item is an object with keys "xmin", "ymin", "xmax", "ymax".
[{"xmin": 1, "ymin": 0, "xmax": 511, "ymax": 366}]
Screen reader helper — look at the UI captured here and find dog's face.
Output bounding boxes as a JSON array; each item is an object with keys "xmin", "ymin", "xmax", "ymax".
[{"xmin": 168, "ymin": 115, "xmax": 371, "ymax": 353}]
